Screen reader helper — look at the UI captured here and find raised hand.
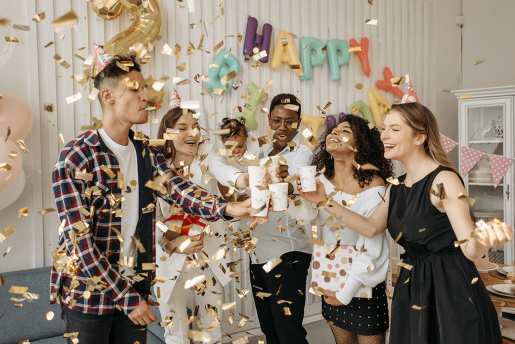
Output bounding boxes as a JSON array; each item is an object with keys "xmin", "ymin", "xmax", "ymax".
[
  {"xmin": 128, "ymin": 299, "xmax": 157, "ymax": 325},
  {"xmin": 297, "ymin": 178, "xmax": 326, "ymax": 204},
  {"xmin": 476, "ymin": 220, "xmax": 514, "ymax": 248}
]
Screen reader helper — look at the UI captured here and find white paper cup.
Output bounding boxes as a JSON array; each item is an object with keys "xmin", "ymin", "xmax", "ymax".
[
  {"xmin": 298, "ymin": 166, "xmax": 317, "ymax": 192},
  {"xmin": 248, "ymin": 166, "xmax": 266, "ymax": 189},
  {"xmin": 260, "ymin": 156, "xmax": 282, "ymax": 184},
  {"xmin": 251, "ymin": 188, "xmax": 271, "ymax": 217},
  {"xmin": 268, "ymin": 183, "xmax": 289, "ymax": 211}
]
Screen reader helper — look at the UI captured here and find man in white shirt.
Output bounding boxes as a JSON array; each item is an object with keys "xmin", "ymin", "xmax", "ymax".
[{"xmin": 251, "ymin": 94, "xmax": 316, "ymax": 344}]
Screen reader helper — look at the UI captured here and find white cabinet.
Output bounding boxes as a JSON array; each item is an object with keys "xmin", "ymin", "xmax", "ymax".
[{"xmin": 452, "ymin": 86, "xmax": 515, "ymax": 265}]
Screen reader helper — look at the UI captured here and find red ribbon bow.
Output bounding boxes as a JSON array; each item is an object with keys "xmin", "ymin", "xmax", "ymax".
[{"xmin": 163, "ymin": 213, "xmax": 206, "ymax": 236}]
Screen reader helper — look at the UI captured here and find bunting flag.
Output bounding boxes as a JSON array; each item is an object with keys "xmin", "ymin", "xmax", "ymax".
[
  {"xmin": 489, "ymin": 154, "xmax": 514, "ymax": 188},
  {"xmin": 439, "ymin": 134, "xmax": 458, "ymax": 155},
  {"xmin": 461, "ymin": 146, "xmax": 485, "ymax": 177}
]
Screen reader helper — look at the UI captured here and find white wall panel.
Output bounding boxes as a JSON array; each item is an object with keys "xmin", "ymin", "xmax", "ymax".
[{"xmin": 0, "ymin": 0, "xmax": 435, "ymax": 335}]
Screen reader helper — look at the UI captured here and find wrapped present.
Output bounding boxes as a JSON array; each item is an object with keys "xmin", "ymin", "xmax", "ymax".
[{"xmin": 311, "ymin": 243, "xmax": 372, "ymax": 299}]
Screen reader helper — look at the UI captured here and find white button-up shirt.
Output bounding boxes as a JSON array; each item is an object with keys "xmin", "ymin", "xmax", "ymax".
[{"xmin": 252, "ymin": 133, "xmax": 316, "ymax": 263}]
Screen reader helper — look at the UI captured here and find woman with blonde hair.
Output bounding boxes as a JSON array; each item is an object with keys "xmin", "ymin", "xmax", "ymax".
[{"xmin": 299, "ymin": 102, "xmax": 513, "ymax": 343}]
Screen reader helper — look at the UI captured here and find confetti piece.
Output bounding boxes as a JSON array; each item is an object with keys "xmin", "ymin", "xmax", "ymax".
[
  {"xmin": 412, "ymin": 305, "xmax": 428, "ymax": 310},
  {"xmin": 391, "ymin": 74, "xmax": 410, "ymax": 87},
  {"xmin": 51, "ymin": 11, "xmax": 78, "ymax": 32},
  {"xmin": 471, "ymin": 277, "xmax": 479, "ymax": 284},
  {"xmin": 4, "ymin": 36, "xmax": 19, "ymax": 43},
  {"xmin": 222, "ymin": 302, "xmax": 236, "ymax": 310},
  {"xmin": 365, "ymin": 19, "xmax": 378, "ymax": 25},
  {"xmin": 475, "ymin": 60, "xmax": 486, "ymax": 66},
  {"xmin": 46, "ymin": 311, "xmax": 54, "ymax": 321},
  {"xmin": 66, "ymin": 93, "xmax": 81, "ymax": 104},
  {"xmin": 263, "ymin": 255, "xmax": 282, "ymax": 273},
  {"xmin": 394, "ymin": 232, "xmax": 402, "ymax": 243},
  {"xmin": 454, "ymin": 239, "xmax": 469, "ymax": 247},
  {"xmin": 0, "ymin": 225, "xmax": 16, "ymax": 243},
  {"xmin": 38, "ymin": 208, "xmax": 56, "ymax": 215},
  {"xmin": 397, "ymin": 262, "xmax": 413, "ymax": 270},
  {"xmin": 33, "ymin": 12, "xmax": 46, "ymax": 22},
  {"xmin": 460, "ymin": 94, "xmax": 472, "ymax": 99},
  {"xmin": 457, "ymin": 192, "xmax": 476, "ymax": 206}
]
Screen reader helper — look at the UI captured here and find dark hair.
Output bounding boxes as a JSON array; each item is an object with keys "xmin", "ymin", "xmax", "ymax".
[
  {"xmin": 392, "ymin": 103, "xmax": 458, "ymax": 174},
  {"xmin": 312, "ymin": 114, "xmax": 394, "ymax": 188},
  {"xmin": 219, "ymin": 118, "xmax": 247, "ymax": 141},
  {"xmin": 157, "ymin": 107, "xmax": 197, "ymax": 161},
  {"xmin": 269, "ymin": 93, "xmax": 301, "ymax": 119},
  {"xmin": 93, "ymin": 54, "xmax": 141, "ymax": 108}
]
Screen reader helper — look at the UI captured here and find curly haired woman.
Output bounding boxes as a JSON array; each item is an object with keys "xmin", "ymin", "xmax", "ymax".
[{"xmin": 310, "ymin": 114, "xmax": 393, "ymax": 344}]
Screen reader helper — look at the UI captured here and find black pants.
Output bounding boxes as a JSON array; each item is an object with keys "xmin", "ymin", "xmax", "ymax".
[
  {"xmin": 250, "ymin": 251, "xmax": 311, "ymax": 344},
  {"xmin": 61, "ymin": 303, "xmax": 148, "ymax": 344}
]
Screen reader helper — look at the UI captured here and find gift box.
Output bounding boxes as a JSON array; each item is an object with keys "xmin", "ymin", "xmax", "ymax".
[{"xmin": 311, "ymin": 243, "xmax": 372, "ymax": 298}]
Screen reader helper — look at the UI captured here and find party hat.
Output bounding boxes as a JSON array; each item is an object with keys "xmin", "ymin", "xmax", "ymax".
[
  {"xmin": 92, "ymin": 41, "xmax": 113, "ymax": 72},
  {"xmin": 168, "ymin": 88, "xmax": 181, "ymax": 111},
  {"xmin": 400, "ymin": 81, "xmax": 419, "ymax": 104}
]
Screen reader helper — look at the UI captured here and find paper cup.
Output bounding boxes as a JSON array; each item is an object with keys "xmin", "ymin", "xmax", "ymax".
[
  {"xmin": 248, "ymin": 166, "xmax": 266, "ymax": 189},
  {"xmin": 268, "ymin": 183, "xmax": 289, "ymax": 211},
  {"xmin": 251, "ymin": 188, "xmax": 271, "ymax": 217},
  {"xmin": 298, "ymin": 166, "xmax": 317, "ymax": 192},
  {"xmin": 260, "ymin": 156, "xmax": 282, "ymax": 184}
]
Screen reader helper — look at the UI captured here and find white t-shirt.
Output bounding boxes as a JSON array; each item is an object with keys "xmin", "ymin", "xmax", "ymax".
[{"xmin": 98, "ymin": 129, "xmax": 139, "ymax": 277}]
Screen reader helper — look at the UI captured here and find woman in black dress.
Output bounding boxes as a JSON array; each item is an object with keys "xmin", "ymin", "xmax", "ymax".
[{"xmin": 299, "ymin": 102, "xmax": 514, "ymax": 344}]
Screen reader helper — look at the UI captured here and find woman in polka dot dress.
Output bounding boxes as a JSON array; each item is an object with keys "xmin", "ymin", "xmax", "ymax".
[
  {"xmin": 309, "ymin": 114, "xmax": 394, "ymax": 343},
  {"xmin": 300, "ymin": 103, "xmax": 514, "ymax": 344}
]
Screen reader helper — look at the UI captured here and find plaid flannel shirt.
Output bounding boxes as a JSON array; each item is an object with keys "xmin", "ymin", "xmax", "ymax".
[{"xmin": 50, "ymin": 130, "xmax": 230, "ymax": 315}]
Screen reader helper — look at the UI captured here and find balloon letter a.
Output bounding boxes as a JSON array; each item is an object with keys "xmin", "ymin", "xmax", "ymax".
[
  {"xmin": 349, "ymin": 37, "xmax": 370, "ymax": 77},
  {"xmin": 271, "ymin": 30, "xmax": 303, "ymax": 76},
  {"xmin": 376, "ymin": 67, "xmax": 404, "ymax": 99},
  {"xmin": 350, "ymin": 101, "xmax": 374, "ymax": 126},
  {"xmin": 236, "ymin": 82, "xmax": 267, "ymax": 130},
  {"xmin": 300, "ymin": 37, "xmax": 327, "ymax": 82}
]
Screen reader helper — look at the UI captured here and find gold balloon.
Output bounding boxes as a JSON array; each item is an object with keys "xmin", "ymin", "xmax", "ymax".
[
  {"xmin": 145, "ymin": 75, "xmax": 164, "ymax": 107},
  {"xmin": 89, "ymin": 0, "xmax": 138, "ymax": 21},
  {"xmin": 103, "ymin": 0, "xmax": 163, "ymax": 57}
]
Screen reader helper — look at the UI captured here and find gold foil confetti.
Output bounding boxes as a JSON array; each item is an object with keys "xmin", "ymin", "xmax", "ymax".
[
  {"xmin": 33, "ymin": 12, "xmax": 46, "ymax": 22},
  {"xmin": 454, "ymin": 239, "xmax": 469, "ymax": 247},
  {"xmin": 471, "ymin": 277, "xmax": 479, "ymax": 284},
  {"xmin": 46, "ymin": 311, "xmax": 54, "ymax": 321},
  {"xmin": 397, "ymin": 262, "xmax": 413, "ymax": 270},
  {"xmin": 460, "ymin": 94, "xmax": 472, "ymax": 100},
  {"xmin": 38, "ymin": 208, "xmax": 56, "ymax": 215},
  {"xmin": 321, "ymin": 270, "xmax": 337, "ymax": 278},
  {"xmin": 0, "ymin": 225, "xmax": 16, "ymax": 243},
  {"xmin": 412, "ymin": 305, "xmax": 428, "ymax": 310},
  {"xmin": 58, "ymin": 133, "xmax": 65, "ymax": 144},
  {"xmin": 391, "ymin": 74, "xmax": 410, "ymax": 87},
  {"xmin": 87, "ymin": 88, "xmax": 99, "ymax": 102},
  {"xmin": 365, "ymin": 19, "xmax": 378, "ymax": 25},
  {"xmin": 9, "ymin": 286, "xmax": 28, "ymax": 294},
  {"xmin": 385, "ymin": 290, "xmax": 392, "ymax": 299},
  {"xmin": 51, "ymin": 11, "xmax": 78, "ymax": 32},
  {"xmin": 475, "ymin": 60, "xmax": 486, "ymax": 66},
  {"xmin": 309, "ymin": 286, "xmax": 322, "ymax": 297},
  {"xmin": 12, "ymin": 24, "xmax": 30, "ymax": 31},
  {"xmin": 348, "ymin": 46, "xmax": 361, "ymax": 52},
  {"xmin": 122, "ymin": 77, "xmax": 139, "ymax": 90},
  {"xmin": 187, "ymin": 330, "xmax": 212, "ymax": 342},
  {"xmin": 386, "ymin": 177, "xmax": 402, "ymax": 185},
  {"xmin": 161, "ymin": 44, "xmax": 174, "ymax": 56},
  {"xmin": 5, "ymin": 36, "xmax": 19, "ymax": 43},
  {"xmin": 403, "ymin": 277, "xmax": 410, "ymax": 284},
  {"xmin": 394, "ymin": 232, "xmax": 402, "ymax": 243},
  {"xmin": 142, "ymin": 263, "xmax": 155, "ymax": 270},
  {"xmin": 457, "ymin": 193, "xmax": 476, "ymax": 206},
  {"xmin": 18, "ymin": 207, "xmax": 28, "ymax": 218},
  {"xmin": 237, "ymin": 317, "xmax": 248, "ymax": 329},
  {"xmin": 283, "ymin": 307, "xmax": 292, "ymax": 315},
  {"xmin": 361, "ymin": 163, "xmax": 380, "ymax": 171},
  {"xmin": 66, "ymin": 93, "xmax": 81, "ymax": 104},
  {"xmin": 263, "ymin": 256, "xmax": 282, "ymax": 273},
  {"xmin": 220, "ymin": 70, "xmax": 238, "ymax": 85},
  {"xmin": 222, "ymin": 302, "xmax": 236, "ymax": 310}
]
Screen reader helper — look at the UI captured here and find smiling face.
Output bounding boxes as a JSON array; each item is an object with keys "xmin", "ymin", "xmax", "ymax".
[
  {"xmin": 269, "ymin": 105, "xmax": 301, "ymax": 149},
  {"xmin": 222, "ymin": 132, "xmax": 247, "ymax": 157},
  {"xmin": 172, "ymin": 112, "xmax": 201, "ymax": 157},
  {"xmin": 325, "ymin": 122, "xmax": 356, "ymax": 157},
  {"xmin": 381, "ymin": 110, "xmax": 427, "ymax": 161},
  {"xmin": 103, "ymin": 70, "xmax": 149, "ymax": 125}
]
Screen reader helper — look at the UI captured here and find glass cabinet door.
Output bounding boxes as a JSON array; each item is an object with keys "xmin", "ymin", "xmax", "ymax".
[{"xmin": 460, "ymin": 97, "xmax": 513, "ymax": 265}]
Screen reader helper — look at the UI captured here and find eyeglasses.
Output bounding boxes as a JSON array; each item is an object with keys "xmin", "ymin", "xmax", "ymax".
[{"xmin": 270, "ymin": 118, "xmax": 297, "ymax": 129}]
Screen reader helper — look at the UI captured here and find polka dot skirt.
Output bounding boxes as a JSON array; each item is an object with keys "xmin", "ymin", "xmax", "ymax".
[{"xmin": 321, "ymin": 282, "xmax": 389, "ymax": 336}]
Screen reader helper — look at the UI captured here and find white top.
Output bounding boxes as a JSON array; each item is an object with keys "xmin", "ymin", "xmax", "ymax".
[
  {"xmin": 154, "ymin": 142, "xmax": 232, "ymax": 301},
  {"xmin": 317, "ymin": 174, "xmax": 389, "ymax": 305},
  {"xmin": 98, "ymin": 129, "xmax": 139, "ymax": 277},
  {"xmin": 252, "ymin": 133, "xmax": 316, "ymax": 263}
]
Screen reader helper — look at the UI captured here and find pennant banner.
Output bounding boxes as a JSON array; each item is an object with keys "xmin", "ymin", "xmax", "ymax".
[
  {"xmin": 489, "ymin": 154, "xmax": 514, "ymax": 188},
  {"xmin": 439, "ymin": 134, "xmax": 458, "ymax": 155},
  {"xmin": 461, "ymin": 146, "xmax": 485, "ymax": 177}
]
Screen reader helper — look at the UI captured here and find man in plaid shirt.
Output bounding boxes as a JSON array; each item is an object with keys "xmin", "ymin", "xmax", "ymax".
[{"xmin": 51, "ymin": 54, "xmax": 259, "ymax": 344}]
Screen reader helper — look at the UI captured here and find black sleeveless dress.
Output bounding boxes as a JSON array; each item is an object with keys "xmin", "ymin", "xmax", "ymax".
[{"xmin": 388, "ymin": 166, "xmax": 502, "ymax": 344}]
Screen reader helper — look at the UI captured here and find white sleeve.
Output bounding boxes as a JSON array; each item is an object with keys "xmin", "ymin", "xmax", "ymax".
[
  {"xmin": 205, "ymin": 146, "xmax": 244, "ymax": 188},
  {"xmin": 335, "ymin": 191, "xmax": 389, "ymax": 305}
]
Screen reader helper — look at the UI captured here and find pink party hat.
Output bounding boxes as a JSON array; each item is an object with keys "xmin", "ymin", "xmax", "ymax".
[
  {"xmin": 92, "ymin": 41, "xmax": 113, "ymax": 72},
  {"xmin": 168, "ymin": 88, "xmax": 181, "ymax": 111},
  {"xmin": 400, "ymin": 81, "xmax": 420, "ymax": 104}
]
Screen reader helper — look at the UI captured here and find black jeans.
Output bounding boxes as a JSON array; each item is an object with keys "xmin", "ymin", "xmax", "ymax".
[
  {"xmin": 61, "ymin": 303, "xmax": 148, "ymax": 344},
  {"xmin": 250, "ymin": 251, "xmax": 311, "ymax": 344}
]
